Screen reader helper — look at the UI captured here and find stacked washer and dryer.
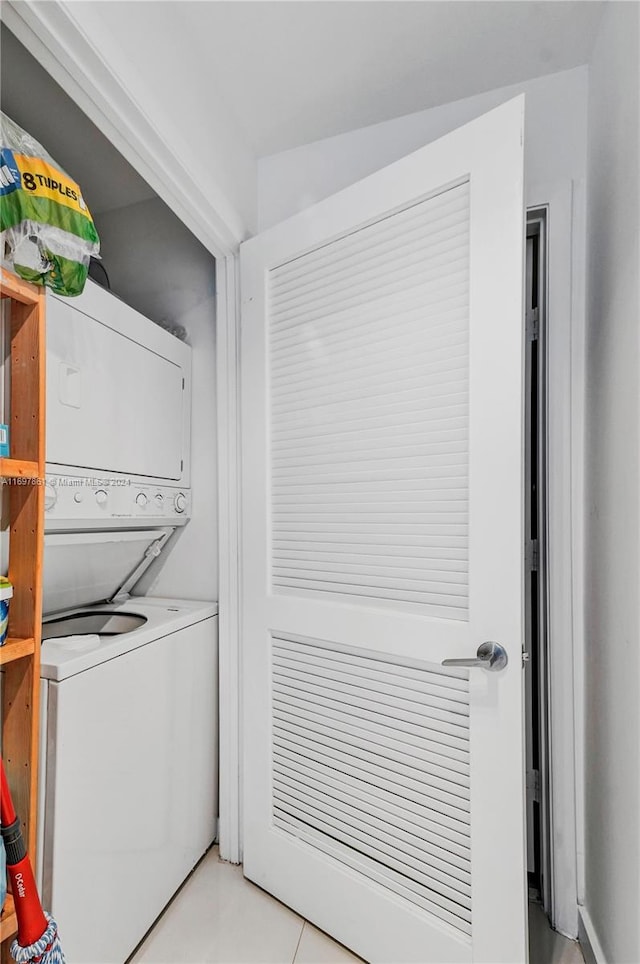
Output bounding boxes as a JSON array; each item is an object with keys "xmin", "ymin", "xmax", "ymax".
[{"xmin": 37, "ymin": 281, "xmax": 218, "ymax": 964}]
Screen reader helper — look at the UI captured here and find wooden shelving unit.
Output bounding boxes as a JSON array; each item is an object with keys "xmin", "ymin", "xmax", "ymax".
[
  {"xmin": 0, "ymin": 460, "xmax": 40, "ymax": 480},
  {"xmin": 0, "ymin": 896, "xmax": 15, "ymax": 944},
  {"xmin": 0, "ymin": 269, "xmax": 45, "ymax": 947}
]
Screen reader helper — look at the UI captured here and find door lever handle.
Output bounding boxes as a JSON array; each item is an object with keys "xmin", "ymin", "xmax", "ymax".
[{"xmin": 442, "ymin": 641, "xmax": 508, "ymax": 672}]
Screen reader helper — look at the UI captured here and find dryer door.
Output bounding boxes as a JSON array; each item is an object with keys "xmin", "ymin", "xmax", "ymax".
[{"xmin": 46, "ymin": 284, "xmax": 188, "ymax": 482}]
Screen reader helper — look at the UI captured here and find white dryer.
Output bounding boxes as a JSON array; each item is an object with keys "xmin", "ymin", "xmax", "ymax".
[{"xmin": 45, "ymin": 279, "xmax": 191, "ymax": 493}]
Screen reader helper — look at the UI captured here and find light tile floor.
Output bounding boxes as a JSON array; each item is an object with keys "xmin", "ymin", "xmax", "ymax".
[
  {"xmin": 130, "ymin": 848, "xmax": 584, "ymax": 964},
  {"xmin": 528, "ymin": 903, "xmax": 584, "ymax": 964}
]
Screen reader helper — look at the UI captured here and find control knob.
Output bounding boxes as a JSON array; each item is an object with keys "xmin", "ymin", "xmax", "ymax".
[
  {"xmin": 174, "ymin": 493, "xmax": 187, "ymax": 514},
  {"xmin": 135, "ymin": 492, "xmax": 148, "ymax": 507},
  {"xmin": 95, "ymin": 489, "xmax": 108, "ymax": 506},
  {"xmin": 155, "ymin": 494, "xmax": 164, "ymax": 508},
  {"xmin": 44, "ymin": 484, "xmax": 57, "ymax": 511}
]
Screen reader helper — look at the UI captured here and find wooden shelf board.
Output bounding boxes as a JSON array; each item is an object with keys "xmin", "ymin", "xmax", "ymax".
[
  {"xmin": 0, "ymin": 459, "xmax": 40, "ymax": 479},
  {"xmin": 0, "ymin": 638, "xmax": 36, "ymax": 665},
  {"xmin": 0, "ymin": 270, "xmax": 42, "ymax": 306},
  {"xmin": 0, "ymin": 894, "xmax": 17, "ymax": 943}
]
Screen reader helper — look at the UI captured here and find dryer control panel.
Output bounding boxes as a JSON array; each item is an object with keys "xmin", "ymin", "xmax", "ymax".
[{"xmin": 44, "ymin": 473, "xmax": 191, "ymax": 530}]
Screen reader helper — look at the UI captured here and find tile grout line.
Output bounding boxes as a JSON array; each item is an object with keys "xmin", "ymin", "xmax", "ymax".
[{"xmin": 291, "ymin": 920, "xmax": 306, "ymax": 963}]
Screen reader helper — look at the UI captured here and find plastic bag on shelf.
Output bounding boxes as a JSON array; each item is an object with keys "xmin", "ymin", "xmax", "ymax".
[{"xmin": 0, "ymin": 111, "xmax": 100, "ymax": 297}]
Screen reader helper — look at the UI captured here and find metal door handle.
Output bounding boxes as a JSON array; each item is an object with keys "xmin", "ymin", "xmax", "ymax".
[{"xmin": 441, "ymin": 641, "xmax": 508, "ymax": 671}]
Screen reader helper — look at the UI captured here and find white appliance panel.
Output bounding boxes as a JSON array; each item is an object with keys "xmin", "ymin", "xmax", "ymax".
[
  {"xmin": 43, "ymin": 476, "xmax": 190, "ymax": 531},
  {"xmin": 46, "ymin": 285, "xmax": 189, "ymax": 482},
  {"xmin": 42, "ymin": 615, "xmax": 218, "ymax": 964},
  {"xmin": 43, "ymin": 530, "xmax": 166, "ymax": 614}
]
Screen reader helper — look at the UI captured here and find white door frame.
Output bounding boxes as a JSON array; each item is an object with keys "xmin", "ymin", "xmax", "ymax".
[
  {"xmin": 214, "ymin": 253, "xmax": 243, "ymax": 863},
  {"xmin": 5, "ymin": 0, "xmax": 583, "ymax": 915},
  {"xmin": 525, "ymin": 179, "xmax": 585, "ymax": 940}
]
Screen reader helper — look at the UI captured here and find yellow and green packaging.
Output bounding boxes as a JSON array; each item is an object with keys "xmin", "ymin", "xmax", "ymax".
[{"xmin": 1, "ymin": 111, "xmax": 100, "ymax": 297}]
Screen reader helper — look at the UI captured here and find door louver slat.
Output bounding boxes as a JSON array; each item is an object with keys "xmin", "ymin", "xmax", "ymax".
[
  {"xmin": 271, "ymin": 636, "xmax": 472, "ymax": 936},
  {"xmin": 273, "ymin": 698, "xmax": 470, "ymax": 772},
  {"xmin": 270, "ymin": 296, "xmax": 469, "ymax": 360},
  {"xmin": 273, "ymin": 683, "xmax": 469, "ymax": 759},
  {"xmin": 269, "ymin": 183, "xmax": 470, "ymax": 615},
  {"xmin": 274, "ymin": 812, "xmax": 472, "ymax": 935},
  {"xmin": 274, "ymin": 768, "xmax": 470, "ymax": 875},
  {"xmin": 269, "ymin": 188, "xmax": 469, "ymax": 295},
  {"xmin": 272, "ymin": 643, "xmax": 470, "ymax": 699},
  {"xmin": 272, "ymin": 650, "xmax": 470, "ymax": 712},
  {"xmin": 273, "ymin": 742, "xmax": 470, "ymax": 838},
  {"xmin": 273, "ymin": 756, "xmax": 471, "ymax": 852}
]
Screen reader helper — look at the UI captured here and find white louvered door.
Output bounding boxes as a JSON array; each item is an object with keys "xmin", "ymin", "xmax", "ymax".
[{"xmin": 241, "ymin": 98, "xmax": 527, "ymax": 964}]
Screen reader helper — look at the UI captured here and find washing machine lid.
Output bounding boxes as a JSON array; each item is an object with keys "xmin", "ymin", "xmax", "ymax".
[{"xmin": 43, "ymin": 529, "xmax": 171, "ymax": 616}]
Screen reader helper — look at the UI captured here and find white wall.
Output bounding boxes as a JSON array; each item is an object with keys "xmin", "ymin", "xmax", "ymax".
[
  {"xmin": 582, "ymin": 3, "xmax": 640, "ymax": 961},
  {"xmin": 258, "ymin": 67, "xmax": 588, "ymax": 229},
  {"xmin": 94, "ymin": 197, "xmax": 218, "ymax": 603}
]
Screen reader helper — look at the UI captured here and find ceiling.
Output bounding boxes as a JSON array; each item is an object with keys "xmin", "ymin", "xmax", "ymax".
[
  {"xmin": 2, "ymin": 0, "xmax": 605, "ymax": 219},
  {"xmin": 0, "ymin": 25, "xmax": 155, "ymax": 214},
  {"xmin": 173, "ymin": 0, "xmax": 605, "ymax": 156}
]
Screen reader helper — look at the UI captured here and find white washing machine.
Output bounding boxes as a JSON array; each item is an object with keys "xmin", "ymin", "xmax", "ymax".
[{"xmin": 38, "ymin": 594, "xmax": 218, "ymax": 964}]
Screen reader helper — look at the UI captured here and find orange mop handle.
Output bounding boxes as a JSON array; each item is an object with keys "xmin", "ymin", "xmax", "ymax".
[{"xmin": 1, "ymin": 758, "xmax": 49, "ymax": 947}]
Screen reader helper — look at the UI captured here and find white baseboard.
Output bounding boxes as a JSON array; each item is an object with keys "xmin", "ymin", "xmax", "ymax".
[{"xmin": 578, "ymin": 906, "xmax": 607, "ymax": 964}]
